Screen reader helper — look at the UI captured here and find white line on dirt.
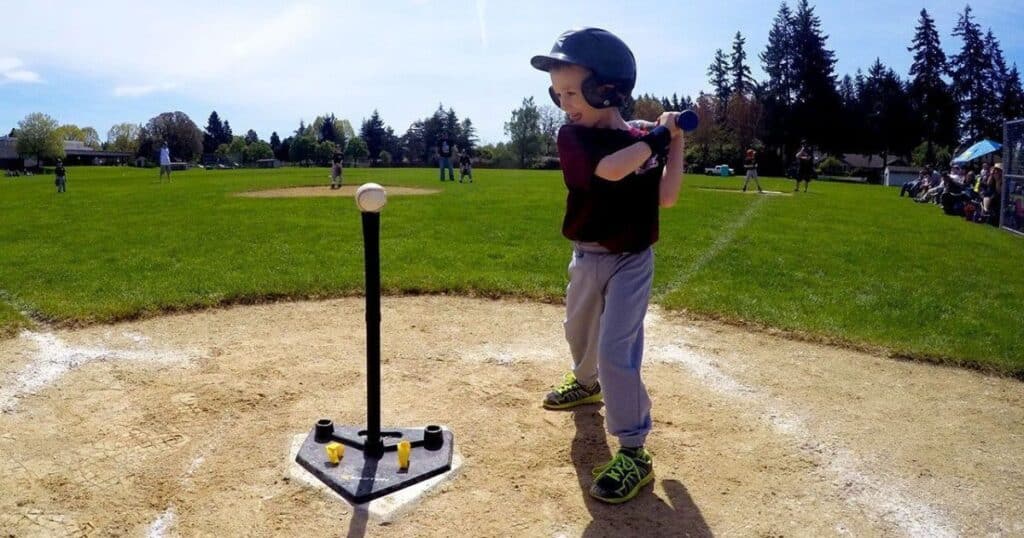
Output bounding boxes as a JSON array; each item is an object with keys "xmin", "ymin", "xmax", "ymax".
[
  {"xmin": 649, "ymin": 343, "xmax": 958, "ymax": 538},
  {"xmin": 146, "ymin": 507, "xmax": 175, "ymax": 538},
  {"xmin": 0, "ymin": 330, "xmax": 194, "ymax": 412}
]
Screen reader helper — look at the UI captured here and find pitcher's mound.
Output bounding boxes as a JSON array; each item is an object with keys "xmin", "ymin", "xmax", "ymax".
[{"xmin": 236, "ymin": 185, "xmax": 440, "ymax": 198}]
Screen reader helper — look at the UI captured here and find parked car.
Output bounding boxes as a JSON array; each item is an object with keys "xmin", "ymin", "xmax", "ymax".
[{"xmin": 704, "ymin": 164, "xmax": 734, "ymax": 176}]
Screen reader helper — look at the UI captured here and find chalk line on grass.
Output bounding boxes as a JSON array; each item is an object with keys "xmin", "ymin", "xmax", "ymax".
[
  {"xmin": 0, "ymin": 330, "xmax": 195, "ymax": 412},
  {"xmin": 648, "ymin": 342, "xmax": 959, "ymax": 538},
  {"xmin": 657, "ymin": 195, "xmax": 767, "ymax": 299}
]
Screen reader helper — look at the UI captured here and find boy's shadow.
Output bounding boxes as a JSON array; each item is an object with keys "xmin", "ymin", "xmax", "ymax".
[{"xmin": 572, "ymin": 408, "xmax": 712, "ymax": 538}]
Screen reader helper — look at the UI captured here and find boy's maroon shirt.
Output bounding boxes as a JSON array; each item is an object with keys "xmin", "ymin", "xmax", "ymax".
[{"xmin": 556, "ymin": 124, "xmax": 663, "ymax": 253}]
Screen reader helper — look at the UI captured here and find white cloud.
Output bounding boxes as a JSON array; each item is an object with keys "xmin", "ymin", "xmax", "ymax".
[
  {"xmin": 3, "ymin": 70, "xmax": 41, "ymax": 83},
  {"xmin": 113, "ymin": 84, "xmax": 177, "ymax": 97},
  {"xmin": 0, "ymin": 57, "xmax": 41, "ymax": 84}
]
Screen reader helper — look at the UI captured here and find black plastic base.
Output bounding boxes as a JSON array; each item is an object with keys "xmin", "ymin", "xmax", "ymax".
[{"xmin": 295, "ymin": 421, "xmax": 454, "ymax": 504}]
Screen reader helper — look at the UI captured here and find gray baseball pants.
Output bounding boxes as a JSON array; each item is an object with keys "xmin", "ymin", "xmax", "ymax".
[{"xmin": 564, "ymin": 242, "xmax": 653, "ymax": 448}]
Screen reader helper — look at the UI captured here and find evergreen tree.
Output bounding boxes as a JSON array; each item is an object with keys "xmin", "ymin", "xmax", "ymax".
[
  {"xmin": 269, "ymin": 131, "xmax": 281, "ymax": 152},
  {"xmin": 360, "ymin": 110, "xmax": 387, "ymax": 161},
  {"xmin": 458, "ymin": 118, "xmax": 477, "ymax": 153},
  {"xmin": 984, "ymin": 29, "xmax": 1008, "ymax": 134},
  {"xmin": 760, "ymin": 2, "xmax": 796, "ymax": 162},
  {"xmin": 1003, "ymin": 64, "xmax": 1024, "ymax": 122},
  {"xmin": 276, "ymin": 136, "xmax": 292, "ymax": 162},
  {"xmin": 383, "ymin": 127, "xmax": 404, "ymax": 164},
  {"xmin": 761, "ymin": 2, "xmax": 795, "ymax": 107},
  {"xmin": 950, "ymin": 5, "xmax": 994, "ymax": 141},
  {"xmin": 908, "ymin": 8, "xmax": 958, "ymax": 159},
  {"xmin": 244, "ymin": 129, "xmax": 259, "ymax": 145},
  {"xmin": 789, "ymin": 0, "xmax": 841, "ymax": 150},
  {"xmin": 203, "ymin": 111, "xmax": 225, "ymax": 154},
  {"xmin": 295, "ymin": 120, "xmax": 307, "ymax": 138},
  {"xmin": 837, "ymin": 74, "xmax": 864, "ymax": 153},
  {"xmin": 444, "ymin": 108, "xmax": 463, "ymax": 148},
  {"xmin": 860, "ymin": 59, "xmax": 915, "ymax": 165},
  {"xmin": 730, "ymin": 32, "xmax": 754, "ymax": 96},
  {"xmin": 221, "ymin": 121, "xmax": 233, "ymax": 145},
  {"xmin": 319, "ymin": 113, "xmax": 340, "ymax": 144},
  {"xmin": 707, "ymin": 49, "xmax": 731, "ymax": 102}
]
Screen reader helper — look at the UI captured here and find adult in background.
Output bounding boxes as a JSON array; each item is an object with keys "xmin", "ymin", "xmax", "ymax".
[
  {"xmin": 54, "ymin": 158, "xmax": 67, "ymax": 193},
  {"xmin": 795, "ymin": 144, "xmax": 813, "ymax": 192},
  {"xmin": 975, "ymin": 162, "xmax": 991, "ymax": 193},
  {"xmin": 982, "ymin": 163, "xmax": 1004, "ymax": 225},
  {"xmin": 159, "ymin": 142, "xmax": 172, "ymax": 182},
  {"xmin": 437, "ymin": 134, "xmax": 455, "ymax": 182}
]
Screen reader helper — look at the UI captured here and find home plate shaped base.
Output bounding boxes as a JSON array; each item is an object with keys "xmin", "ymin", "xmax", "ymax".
[{"xmin": 293, "ymin": 423, "xmax": 454, "ymax": 504}]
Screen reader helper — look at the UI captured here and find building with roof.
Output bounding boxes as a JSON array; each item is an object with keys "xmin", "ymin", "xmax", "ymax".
[{"xmin": 0, "ymin": 136, "xmax": 134, "ymax": 170}]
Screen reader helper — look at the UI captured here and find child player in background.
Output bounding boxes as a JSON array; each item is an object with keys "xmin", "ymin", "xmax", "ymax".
[
  {"xmin": 531, "ymin": 27, "xmax": 686, "ymax": 504},
  {"xmin": 330, "ymin": 153, "xmax": 343, "ymax": 190},
  {"xmin": 743, "ymin": 148, "xmax": 763, "ymax": 193},
  {"xmin": 459, "ymin": 150, "xmax": 473, "ymax": 183}
]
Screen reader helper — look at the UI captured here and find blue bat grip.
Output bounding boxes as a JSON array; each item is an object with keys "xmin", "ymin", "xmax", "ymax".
[{"xmin": 676, "ymin": 109, "xmax": 699, "ymax": 132}]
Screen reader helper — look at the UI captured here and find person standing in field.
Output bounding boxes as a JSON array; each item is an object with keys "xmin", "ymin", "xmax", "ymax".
[
  {"xmin": 458, "ymin": 150, "xmax": 473, "ymax": 183},
  {"xmin": 437, "ymin": 134, "xmax": 455, "ymax": 182},
  {"xmin": 795, "ymin": 144, "xmax": 813, "ymax": 192},
  {"xmin": 532, "ymin": 27, "xmax": 686, "ymax": 505},
  {"xmin": 743, "ymin": 148, "xmax": 763, "ymax": 193},
  {"xmin": 330, "ymin": 153, "xmax": 343, "ymax": 189},
  {"xmin": 54, "ymin": 159, "xmax": 67, "ymax": 193},
  {"xmin": 159, "ymin": 142, "xmax": 172, "ymax": 182}
]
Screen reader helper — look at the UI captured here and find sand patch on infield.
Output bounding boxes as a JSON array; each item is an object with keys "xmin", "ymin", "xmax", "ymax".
[
  {"xmin": 235, "ymin": 185, "xmax": 440, "ymax": 198},
  {"xmin": 0, "ymin": 297, "xmax": 1021, "ymax": 536}
]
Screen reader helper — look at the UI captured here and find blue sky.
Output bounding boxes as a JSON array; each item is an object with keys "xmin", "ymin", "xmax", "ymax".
[{"xmin": 1, "ymin": 0, "xmax": 1021, "ymax": 145}]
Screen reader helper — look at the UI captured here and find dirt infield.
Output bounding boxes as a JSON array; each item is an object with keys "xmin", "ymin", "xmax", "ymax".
[
  {"xmin": 0, "ymin": 297, "xmax": 1021, "ymax": 536},
  {"xmin": 234, "ymin": 185, "xmax": 440, "ymax": 198}
]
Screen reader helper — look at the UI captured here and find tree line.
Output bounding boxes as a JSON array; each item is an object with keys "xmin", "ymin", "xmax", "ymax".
[{"xmin": 8, "ymin": 103, "xmax": 480, "ymax": 168}]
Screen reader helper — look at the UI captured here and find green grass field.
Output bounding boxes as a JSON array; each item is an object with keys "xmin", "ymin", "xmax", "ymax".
[{"xmin": 2, "ymin": 166, "xmax": 1022, "ymax": 375}]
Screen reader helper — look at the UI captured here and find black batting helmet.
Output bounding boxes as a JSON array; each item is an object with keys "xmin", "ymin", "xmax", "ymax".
[{"xmin": 531, "ymin": 27, "xmax": 637, "ymax": 109}]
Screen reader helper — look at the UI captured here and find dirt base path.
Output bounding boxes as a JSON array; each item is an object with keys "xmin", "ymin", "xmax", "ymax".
[
  {"xmin": 0, "ymin": 297, "xmax": 1021, "ymax": 537},
  {"xmin": 234, "ymin": 185, "xmax": 439, "ymax": 198}
]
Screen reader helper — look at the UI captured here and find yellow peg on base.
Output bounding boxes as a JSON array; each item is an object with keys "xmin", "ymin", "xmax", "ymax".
[
  {"xmin": 325, "ymin": 442, "xmax": 345, "ymax": 465},
  {"xmin": 397, "ymin": 440, "xmax": 411, "ymax": 470}
]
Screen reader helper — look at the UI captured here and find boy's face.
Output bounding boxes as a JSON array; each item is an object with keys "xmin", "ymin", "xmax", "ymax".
[{"xmin": 550, "ymin": 65, "xmax": 604, "ymax": 127}]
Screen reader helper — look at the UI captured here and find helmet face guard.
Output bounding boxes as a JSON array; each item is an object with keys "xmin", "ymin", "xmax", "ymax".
[{"xmin": 533, "ymin": 28, "xmax": 636, "ymax": 110}]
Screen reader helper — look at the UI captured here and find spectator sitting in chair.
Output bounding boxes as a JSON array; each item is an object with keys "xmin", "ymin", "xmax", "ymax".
[
  {"xmin": 915, "ymin": 166, "xmax": 945, "ymax": 203},
  {"xmin": 901, "ymin": 168, "xmax": 929, "ymax": 198}
]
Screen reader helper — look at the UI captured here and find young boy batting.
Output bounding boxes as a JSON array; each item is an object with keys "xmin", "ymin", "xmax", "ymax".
[{"xmin": 532, "ymin": 27, "xmax": 685, "ymax": 504}]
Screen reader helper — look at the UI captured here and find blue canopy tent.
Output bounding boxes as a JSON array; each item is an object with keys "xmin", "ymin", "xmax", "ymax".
[{"xmin": 952, "ymin": 139, "xmax": 1002, "ymax": 165}]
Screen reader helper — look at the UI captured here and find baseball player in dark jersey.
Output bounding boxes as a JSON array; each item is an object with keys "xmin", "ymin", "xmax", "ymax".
[{"xmin": 532, "ymin": 27, "xmax": 685, "ymax": 504}]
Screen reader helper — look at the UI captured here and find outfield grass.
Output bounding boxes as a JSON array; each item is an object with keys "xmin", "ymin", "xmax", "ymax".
[{"xmin": 1, "ymin": 166, "xmax": 1022, "ymax": 375}]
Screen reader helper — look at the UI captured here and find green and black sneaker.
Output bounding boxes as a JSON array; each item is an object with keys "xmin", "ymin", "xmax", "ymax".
[
  {"xmin": 589, "ymin": 447, "xmax": 654, "ymax": 504},
  {"xmin": 542, "ymin": 372, "xmax": 602, "ymax": 410}
]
